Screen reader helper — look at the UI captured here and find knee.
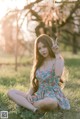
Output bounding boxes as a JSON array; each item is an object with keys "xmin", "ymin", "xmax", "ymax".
[
  {"xmin": 48, "ymin": 99, "xmax": 58, "ymax": 109},
  {"xmin": 42, "ymin": 99, "xmax": 58, "ymax": 111},
  {"xmin": 7, "ymin": 89, "xmax": 16, "ymax": 98}
]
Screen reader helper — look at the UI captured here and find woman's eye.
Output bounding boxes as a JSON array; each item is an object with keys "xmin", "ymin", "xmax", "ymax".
[
  {"xmin": 43, "ymin": 46, "xmax": 45, "ymax": 48},
  {"xmin": 43, "ymin": 45, "xmax": 46, "ymax": 48},
  {"xmin": 38, "ymin": 45, "xmax": 47, "ymax": 50}
]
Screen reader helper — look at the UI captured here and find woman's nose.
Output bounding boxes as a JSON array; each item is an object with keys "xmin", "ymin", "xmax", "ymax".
[{"xmin": 41, "ymin": 48, "xmax": 45, "ymax": 52}]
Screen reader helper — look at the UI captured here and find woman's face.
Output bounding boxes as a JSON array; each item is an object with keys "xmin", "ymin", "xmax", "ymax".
[{"xmin": 38, "ymin": 42, "xmax": 50, "ymax": 58}]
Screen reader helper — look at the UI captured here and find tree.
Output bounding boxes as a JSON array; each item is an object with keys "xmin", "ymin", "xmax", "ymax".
[
  {"xmin": 2, "ymin": 0, "xmax": 80, "ymax": 55},
  {"xmin": 23, "ymin": 0, "xmax": 80, "ymax": 54}
]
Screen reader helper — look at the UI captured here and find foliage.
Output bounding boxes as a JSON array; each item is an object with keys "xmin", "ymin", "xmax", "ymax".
[
  {"xmin": 0, "ymin": 1, "xmax": 80, "ymax": 51},
  {"xmin": 24, "ymin": 0, "xmax": 80, "ymax": 54},
  {"xmin": 0, "ymin": 0, "xmax": 80, "ymax": 56}
]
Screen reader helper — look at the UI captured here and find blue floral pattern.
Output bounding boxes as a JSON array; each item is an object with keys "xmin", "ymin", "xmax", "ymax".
[{"xmin": 32, "ymin": 67, "xmax": 70, "ymax": 110}]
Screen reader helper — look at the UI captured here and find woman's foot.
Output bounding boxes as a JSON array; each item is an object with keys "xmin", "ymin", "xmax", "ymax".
[
  {"xmin": 33, "ymin": 108, "xmax": 38, "ymax": 113},
  {"xmin": 34, "ymin": 108, "xmax": 45, "ymax": 115}
]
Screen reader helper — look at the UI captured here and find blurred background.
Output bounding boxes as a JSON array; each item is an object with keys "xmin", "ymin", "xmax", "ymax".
[
  {"xmin": 0, "ymin": 0, "xmax": 80, "ymax": 119},
  {"xmin": 0, "ymin": 0, "xmax": 80, "ymax": 70}
]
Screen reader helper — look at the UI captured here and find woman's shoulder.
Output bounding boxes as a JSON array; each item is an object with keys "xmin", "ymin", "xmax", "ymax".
[
  {"xmin": 55, "ymin": 54, "xmax": 64, "ymax": 62},
  {"xmin": 54, "ymin": 54, "xmax": 64, "ymax": 67}
]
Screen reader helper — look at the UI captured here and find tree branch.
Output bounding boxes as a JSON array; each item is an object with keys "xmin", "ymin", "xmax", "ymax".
[
  {"xmin": 55, "ymin": 0, "xmax": 80, "ymax": 4},
  {"xmin": 59, "ymin": 0, "xmax": 80, "ymax": 28},
  {"xmin": 68, "ymin": 21, "xmax": 80, "ymax": 27},
  {"xmin": 24, "ymin": 0, "xmax": 43, "ymax": 10},
  {"xmin": 30, "ymin": 9, "xmax": 42, "ymax": 21}
]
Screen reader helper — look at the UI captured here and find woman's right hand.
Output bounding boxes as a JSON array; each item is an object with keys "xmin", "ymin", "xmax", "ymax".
[{"xmin": 26, "ymin": 93, "xmax": 33, "ymax": 103}]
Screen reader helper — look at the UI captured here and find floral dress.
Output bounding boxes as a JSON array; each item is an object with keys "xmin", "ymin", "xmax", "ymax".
[{"xmin": 32, "ymin": 66, "xmax": 70, "ymax": 110}]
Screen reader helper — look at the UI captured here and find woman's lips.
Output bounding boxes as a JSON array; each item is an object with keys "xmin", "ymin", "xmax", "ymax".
[{"xmin": 42, "ymin": 52, "xmax": 47, "ymax": 55}]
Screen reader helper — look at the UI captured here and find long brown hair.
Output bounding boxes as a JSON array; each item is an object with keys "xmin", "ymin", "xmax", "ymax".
[{"xmin": 30, "ymin": 34, "xmax": 55, "ymax": 92}]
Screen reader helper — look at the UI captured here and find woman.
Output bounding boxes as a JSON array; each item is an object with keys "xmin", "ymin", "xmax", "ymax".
[{"xmin": 7, "ymin": 34, "xmax": 70, "ymax": 113}]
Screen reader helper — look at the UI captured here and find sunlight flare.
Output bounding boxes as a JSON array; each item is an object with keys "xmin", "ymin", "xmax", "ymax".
[{"xmin": 0, "ymin": 0, "xmax": 26, "ymax": 20}]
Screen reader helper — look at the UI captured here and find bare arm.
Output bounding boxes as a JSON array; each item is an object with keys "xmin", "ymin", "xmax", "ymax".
[
  {"xmin": 27, "ymin": 87, "xmax": 35, "ymax": 95},
  {"xmin": 51, "ymin": 39, "xmax": 64, "ymax": 78},
  {"xmin": 25, "ymin": 88, "xmax": 35, "ymax": 103},
  {"xmin": 54, "ymin": 53, "xmax": 64, "ymax": 78}
]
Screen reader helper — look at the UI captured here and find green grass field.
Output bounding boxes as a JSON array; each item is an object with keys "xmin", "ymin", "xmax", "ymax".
[{"xmin": 0, "ymin": 52, "xmax": 80, "ymax": 119}]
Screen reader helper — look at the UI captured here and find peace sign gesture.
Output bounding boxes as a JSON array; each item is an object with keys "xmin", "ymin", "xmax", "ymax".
[{"xmin": 52, "ymin": 39, "xmax": 60, "ymax": 55}]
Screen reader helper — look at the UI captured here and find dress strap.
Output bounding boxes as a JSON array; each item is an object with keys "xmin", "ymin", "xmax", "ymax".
[{"xmin": 52, "ymin": 60, "xmax": 55, "ymax": 71}]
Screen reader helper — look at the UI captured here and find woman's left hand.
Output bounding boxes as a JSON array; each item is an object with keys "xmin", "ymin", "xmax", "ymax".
[
  {"xmin": 52, "ymin": 40, "xmax": 60, "ymax": 55},
  {"xmin": 26, "ymin": 93, "xmax": 33, "ymax": 103}
]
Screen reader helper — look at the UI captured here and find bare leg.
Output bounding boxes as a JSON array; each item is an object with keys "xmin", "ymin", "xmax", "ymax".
[
  {"xmin": 7, "ymin": 89, "xmax": 37, "ymax": 112},
  {"xmin": 33, "ymin": 97, "xmax": 58, "ymax": 112}
]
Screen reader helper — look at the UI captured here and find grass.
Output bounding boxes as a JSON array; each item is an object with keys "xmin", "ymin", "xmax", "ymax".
[
  {"xmin": 0, "ymin": 52, "xmax": 80, "ymax": 119},
  {"xmin": 0, "ymin": 53, "xmax": 33, "ymax": 65}
]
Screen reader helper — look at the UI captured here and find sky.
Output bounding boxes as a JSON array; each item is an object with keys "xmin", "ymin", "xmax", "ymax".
[
  {"xmin": 0, "ymin": 0, "xmax": 39, "ymax": 41},
  {"xmin": 1, "ymin": 0, "xmax": 74, "ymax": 41},
  {"xmin": 0, "ymin": 0, "xmax": 64, "ymax": 20},
  {"xmin": 0, "ymin": 0, "xmax": 27, "ymax": 20},
  {"xmin": 0, "ymin": 0, "xmax": 78, "ymax": 41}
]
